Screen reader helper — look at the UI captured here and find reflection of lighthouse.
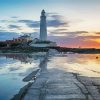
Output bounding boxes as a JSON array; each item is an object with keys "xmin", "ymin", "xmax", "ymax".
[
  {"xmin": 40, "ymin": 10, "xmax": 47, "ymax": 41},
  {"xmin": 39, "ymin": 56, "xmax": 47, "ymax": 72}
]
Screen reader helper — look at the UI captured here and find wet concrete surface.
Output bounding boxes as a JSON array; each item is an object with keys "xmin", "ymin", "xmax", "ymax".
[
  {"xmin": 22, "ymin": 54, "xmax": 100, "ymax": 100},
  {"xmin": 22, "ymin": 69, "xmax": 97, "ymax": 100}
]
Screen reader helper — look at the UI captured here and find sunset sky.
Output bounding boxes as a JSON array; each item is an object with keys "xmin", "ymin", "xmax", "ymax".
[{"xmin": 0, "ymin": 0, "xmax": 100, "ymax": 48}]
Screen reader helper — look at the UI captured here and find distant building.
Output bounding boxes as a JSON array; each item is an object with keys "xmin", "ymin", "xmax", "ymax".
[
  {"xmin": 18, "ymin": 35, "xmax": 33, "ymax": 42},
  {"xmin": 0, "ymin": 35, "xmax": 33, "ymax": 47},
  {"xmin": 7, "ymin": 35, "xmax": 32, "ymax": 43}
]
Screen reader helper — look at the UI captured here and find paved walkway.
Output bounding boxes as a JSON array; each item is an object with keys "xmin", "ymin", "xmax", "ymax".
[
  {"xmin": 23, "ymin": 69, "xmax": 90, "ymax": 100},
  {"xmin": 22, "ymin": 53, "xmax": 100, "ymax": 100}
]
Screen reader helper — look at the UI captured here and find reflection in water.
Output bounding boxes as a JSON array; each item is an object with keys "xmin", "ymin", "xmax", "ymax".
[
  {"xmin": 39, "ymin": 55, "xmax": 48, "ymax": 72},
  {"xmin": 23, "ymin": 53, "xmax": 48, "ymax": 82},
  {"xmin": 0, "ymin": 53, "xmax": 45, "ymax": 63},
  {"xmin": 0, "ymin": 53, "xmax": 100, "ymax": 100},
  {"xmin": 0, "ymin": 53, "xmax": 45, "ymax": 100},
  {"xmin": 48, "ymin": 54, "xmax": 100, "ymax": 77}
]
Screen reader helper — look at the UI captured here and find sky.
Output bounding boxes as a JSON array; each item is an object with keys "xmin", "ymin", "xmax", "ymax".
[{"xmin": 0, "ymin": 0, "xmax": 100, "ymax": 48}]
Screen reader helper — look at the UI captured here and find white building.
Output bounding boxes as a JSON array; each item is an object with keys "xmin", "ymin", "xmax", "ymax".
[
  {"xmin": 30, "ymin": 41, "xmax": 57, "ymax": 47},
  {"xmin": 40, "ymin": 10, "xmax": 47, "ymax": 41},
  {"xmin": 19, "ymin": 35, "xmax": 33, "ymax": 42},
  {"xmin": 30, "ymin": 10, "xmax": 57, "ymax": 47}
]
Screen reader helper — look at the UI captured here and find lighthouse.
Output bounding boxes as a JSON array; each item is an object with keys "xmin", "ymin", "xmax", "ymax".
[
  {"xmin": 40, "ymin": 10, "xmax": 47, "ymax": 41},
  {"xmin": 30, "ymin": 10, "xmax": 57, "ymax": 47}
]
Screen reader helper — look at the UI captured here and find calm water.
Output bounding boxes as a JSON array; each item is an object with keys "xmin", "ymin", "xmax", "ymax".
[
  {"xmin": 0, "ymin": 53, "xmax": 100, "ymax": 100},
  {"xmin": 48, "ymin": 54, "xmax": 100, "ymax": 77},
  {"xmin": 0, "ymin": 53, "xmax": 40, "ymax": 100}
]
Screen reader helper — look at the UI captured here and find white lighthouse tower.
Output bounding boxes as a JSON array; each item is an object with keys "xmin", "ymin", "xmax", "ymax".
[
  {"xmin": 30, "ymin": 10, "xmax": 57, "ymax": 47},
  {"xmin": 40, "ymin": 10, "xmax": 47, "ymax": 41}
]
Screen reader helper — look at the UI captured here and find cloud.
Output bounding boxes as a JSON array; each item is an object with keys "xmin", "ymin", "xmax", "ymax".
[
  {"xmin": 0, "ymin": 19, "xmax": 17, "ymax": 23},
  {"xmin": 18, "ymin": 20, "xmax": 34, "ymax": 23},
  {"xmin": 48, "ymin": 35, "xmax": 100, "ymax": 48},
  {"xmin": 1, "ymin": 13, "xmax": 99, "ymax": 48},
  {"xmin": 50, "ymin": 15, "xmax": 63, "ymax": 19},
  {"xmin": 0, "ymin": 31, "xmax": 19, "ymax": 41},
  {"xmin": 95, "ymin": 32, "xmax": 100, "ymax": 35},
  {"xmin": 11, "ymin": 16, "xmax": 18, "ymax": 18},
  {"xmin": 66, "ymin": 31, "xmax": 88, "ymax": 37},
  {"xmin": 47, "ymin": 19, "xmax": 68, "ymax": 27},
  {"xmin": 47, "ymin": 13, "xmax": 63, "ymax": 20},
  {"xmin": 18, "ymin": 20, "xmax": 40, "ymax": 28},
  {"xmin": 75, "ymin": 31, "xmax": 88, "ymax": 34},
  {"xmin": 47, "ymin": 14, "xmax": 68, "ymax": 27},
  {"xmin": 8, "ymin": 25, "xmax": 21, "ymax": 29},
  {"xmin": 0, "ymin": 13, "xmax": 69, "ymax": 36},
  {"xmin": 49, "ymin": 29, "xmax": 88, "ymax": 37},
  {"xmin": 18, "ymin": 14, "xmax": 69, "ymax": 28},
  {"xmin": 48, "ymin": 35, "xmax": 81, "ymax": 47}
]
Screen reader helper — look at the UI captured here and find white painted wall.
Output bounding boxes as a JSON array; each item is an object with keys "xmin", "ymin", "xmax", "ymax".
[{"xmin": 30, "ymin": 42, "xmax": 57, "ymax": 47}]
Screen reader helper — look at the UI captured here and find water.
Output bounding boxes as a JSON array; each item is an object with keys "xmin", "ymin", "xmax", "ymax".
[
  {"xmin": 0, "ymin": 53, "xmax": 100, "ymax": 100},
  {"xmin": 48, "ymin": 54, "xmax": 100, "ymax": 77},
  {"xmin": 0, "ymin": 53, "xmax": 40, "ymax": 100}
]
